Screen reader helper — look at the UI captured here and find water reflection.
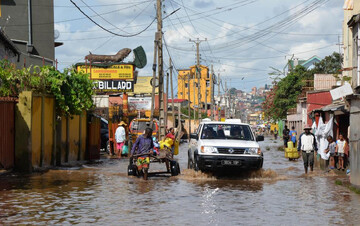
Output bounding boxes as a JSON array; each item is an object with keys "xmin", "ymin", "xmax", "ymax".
[{"xmin": 1, "ymin": 138, "xmax": 360, "ymax": 225}]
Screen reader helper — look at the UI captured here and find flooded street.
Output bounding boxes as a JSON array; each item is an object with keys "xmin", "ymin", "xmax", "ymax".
[{"xmin": 1, "ymin": 137, "xmax": 360, "ymax": 225}]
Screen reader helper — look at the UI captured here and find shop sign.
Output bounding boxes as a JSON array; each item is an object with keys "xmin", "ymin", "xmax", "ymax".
[
  {"xmin": 77, "ymin": 64, "xmax": 134, "ymax": 80},
  {"xmin": 128, "ymin": 97, "xmax": 152, "ymax": 111},
  {"xmin": 94, "ymin": 80, "xmax": 134, "ymax": 92}
]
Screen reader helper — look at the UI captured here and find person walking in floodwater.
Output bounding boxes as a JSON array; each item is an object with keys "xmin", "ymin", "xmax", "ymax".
[
  {"xmin": 114, "ymin": 121, "xmax": 127, "ymax": 158},
  {"xmin": 289, "ymin": 126, "xmax": 297, "ymax": 146},
  {"xmin": 298, "ymin": 126, "xmax": 318, "ymax": 174},
  {"xmin": 274, "ymin": 128, "xmax": 278, "ymax": 140},
  {"xmin": 283, "ymin": 125, "xmax": 290, "ymax": 148},
  {"xmin": 130, "ymin": 128, "xmax": 154, "ymax": 180}
]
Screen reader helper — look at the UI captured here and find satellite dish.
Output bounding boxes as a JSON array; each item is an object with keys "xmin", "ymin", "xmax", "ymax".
[{"xmin": 54, "ymin": 29, "xmax": 60, "ymax": 40}]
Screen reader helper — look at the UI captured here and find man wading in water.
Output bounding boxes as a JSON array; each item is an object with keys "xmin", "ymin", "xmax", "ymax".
[
  {"xmin": 130, "ymin": 128, "xmax": 154, "ymax": 180},
  {"xmin": 297, "ymin": 126, "xmax": 318, "ymax": 174}
]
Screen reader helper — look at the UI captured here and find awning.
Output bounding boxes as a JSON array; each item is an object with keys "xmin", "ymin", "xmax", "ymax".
[
  {"xmin": 313, "ymin": 102, "xmax": 348, "ymax": 116},
  {"xmin": 320, "ymin": 103, "xmax": 345, "ymax": 112}
]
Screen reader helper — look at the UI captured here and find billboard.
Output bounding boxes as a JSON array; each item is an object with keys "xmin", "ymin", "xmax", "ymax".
[
  {"xmin": 130, "ymin": 76, "xmax": 158, "ymax": 94},
  {"xmin": 128, "ymin": 97, "xmax": 152, "ymax": 111},
  {"xmin": 94, "ymin": 80, "xmax": 134, "ymax": 93},
  {"xmin": 77, "ymin": 64, "xmax": 134, "ymax": 80}
]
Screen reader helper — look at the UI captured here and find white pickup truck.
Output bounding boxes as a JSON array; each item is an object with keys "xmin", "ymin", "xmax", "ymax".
[{"xmin": 188, "ymin": 121, "xmax": 264, "ymax": 172}]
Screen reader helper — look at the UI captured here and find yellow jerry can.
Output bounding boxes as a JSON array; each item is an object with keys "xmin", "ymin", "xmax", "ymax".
[
  {"xmin": 287, "ymin": 141, "xmax": 294, "ymax": 149},
  {"xmin": 174, "ymin": 139, "xmax": 180, "ymax": 155}
]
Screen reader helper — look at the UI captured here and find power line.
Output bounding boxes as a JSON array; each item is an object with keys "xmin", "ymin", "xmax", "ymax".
[{"xmin": 70, "ymin": 0, "xmax": 156, "ymax": 37}]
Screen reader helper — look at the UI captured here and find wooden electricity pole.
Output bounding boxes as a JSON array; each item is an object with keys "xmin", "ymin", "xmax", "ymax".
[
  {"xmin": 217, "ymin": 72, "xmax": 221, "ymax": 120},
  {"xmin": 189, "ymin": 38, "xmax": 206, "ymax": 127},
  {"xmin": 225, "ymin": 80, "xmax": 228, "ymax": 119},
  {"xmin": 187, "ymin": 73, "xmax": 191, "ymax": 137},
  {"xmin": 169, "ymin": 58, "xmax": 175, "ymax": 128},
  {"xmin": 210, "ymin": 65, "xmax": 214, "ymax": 120},
  {"xmin": 150, "ymin": 37, "xmax": 158, "ymax": 128},
  {"xmin": 157, "ymin": 0, "xmax": 165, "ymax": 139}
]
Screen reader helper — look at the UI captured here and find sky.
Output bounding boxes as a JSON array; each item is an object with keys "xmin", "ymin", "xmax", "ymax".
[{"xmin": 54, "ymin": 0, "xmax": 344, "ymax": 93}]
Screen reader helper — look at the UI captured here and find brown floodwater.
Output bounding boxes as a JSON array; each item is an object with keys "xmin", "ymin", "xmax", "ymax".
[{"xmin": 1, "ymin": 137, "xmax": 360, "ymax": 225}]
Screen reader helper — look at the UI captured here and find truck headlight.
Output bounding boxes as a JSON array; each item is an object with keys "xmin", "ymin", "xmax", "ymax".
[
  {"xmin": 245, "ymin": 148, "xmax": 261, "ymax": 155},
  {"xmin": 201, "ymin": 146, "xmax": 218, "ymax": 153}
]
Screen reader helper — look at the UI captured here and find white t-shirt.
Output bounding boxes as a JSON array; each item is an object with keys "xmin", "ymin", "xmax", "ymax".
[
  {"xmin": 115, "ymin": 126, "xmax": 126, "ymax": 143},
  {"xmin": 337, "ymin": 140, "xmax": 345, "ymax": 154},
  {"xmin": 300, "ymin": 134, "xmax": 314, "ymax": 152}
]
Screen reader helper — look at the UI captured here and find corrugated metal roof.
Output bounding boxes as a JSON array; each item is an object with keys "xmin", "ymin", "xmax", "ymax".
[{"xmin": 321, "ymin": 103, "xmax": 345, "ymax": 112}]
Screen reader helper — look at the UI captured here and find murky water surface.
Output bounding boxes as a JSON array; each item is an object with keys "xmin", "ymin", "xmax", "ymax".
[{"xmin": 1, "ymin": 138, "xmax": 360, "ymax": 225}]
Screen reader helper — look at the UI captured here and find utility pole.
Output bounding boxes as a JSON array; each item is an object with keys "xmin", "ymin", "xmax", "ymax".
[
  {"xmin": 170, "ymin": 58, "xmax": 175, "ymax": 128},
  {"xmin": 166, "ymin": 70, "xmax": 169, "ymax": 131},
  {"xmin": 210, "ymin": 65, "xmax": 214, "ymax": 120},
  {"xmin": 189, "ymin": 38, "xmax": 206, "ymax": 127},
  {"xmin": 150, "ymin": 36, "xmax": 158, "ymax": 128},
  {"xmin": 193, "ymin": 71, "xmax": 196, "ymax": 122},
  {"xmin": 187, "ymin": 73, "xmax": 191, "ymax": 138},
  {"xmin": 157, "ymin": 0, "xmax": 165, "ymax": 139},
  {"xmin": 217, "ymin": 72, "xmax": 221, "ymax": 120},
  {"xmin": 204, "ymin": 71, "xmax": 208, "ymax": 118},
  {"xmin": 225, "ymin": 79, "xmax": 228, "ymax": 119}
]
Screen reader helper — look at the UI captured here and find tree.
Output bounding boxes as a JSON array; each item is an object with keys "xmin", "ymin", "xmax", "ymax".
[
  {"xmin": 312, "ymin": 52, "xmax": 342, "ymax": 74},
  {"xmin": 263, "ymin": 52, "xmax": 343, "ymax": 121},
  {"xmin": 263, "ymin": 66, "xmax": 310, "ymax": 120}
]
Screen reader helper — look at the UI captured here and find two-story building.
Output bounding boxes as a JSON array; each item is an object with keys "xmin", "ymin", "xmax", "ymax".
[
  {"xmin": 0, "ymin": 0, "xmax": 60, "ymax": 68},
  {"xmin": 344, "ymin": 0, "xmax": 360, "ymax": 187}
]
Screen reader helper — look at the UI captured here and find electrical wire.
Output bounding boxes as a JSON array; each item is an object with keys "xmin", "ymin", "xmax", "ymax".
[{"xmin": 70, "ymin": 0, "xmax": 156, "ymax": 37}]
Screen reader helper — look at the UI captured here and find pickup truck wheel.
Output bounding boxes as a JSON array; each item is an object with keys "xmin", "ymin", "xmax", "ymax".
[
  {"xmin": 194, "ymin": 155, "xmax": 199, "ymax": 171},
  {"xmin": 188, "ymin": 158, "xmax": 194, "ymax": 169}
]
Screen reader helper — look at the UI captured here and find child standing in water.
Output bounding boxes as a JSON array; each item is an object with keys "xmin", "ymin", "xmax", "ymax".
[
  {"xmin": 336, "ymin": 134, "xmax": 346, "ymax": 171},
  {"xmin": 325, "ymin": 136, "xmax": 336, "ymax": 169}
]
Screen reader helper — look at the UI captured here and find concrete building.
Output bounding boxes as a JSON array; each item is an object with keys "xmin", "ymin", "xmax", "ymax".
[
  {"xmin": 177, "ymin": 65, "xmax": 215, "ymax": 111},
  {"xmin": 344, "ymin": 0, "xmax": 360, "ymax": 187},
  {"xmin": 0, "ymin": 0, "xmax": 60, "ymax": 68}
]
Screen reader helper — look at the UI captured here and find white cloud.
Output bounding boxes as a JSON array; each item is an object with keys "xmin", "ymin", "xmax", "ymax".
[{"xmin": 54, "ymin": 0, "xmax": 344, "ymax": 91}]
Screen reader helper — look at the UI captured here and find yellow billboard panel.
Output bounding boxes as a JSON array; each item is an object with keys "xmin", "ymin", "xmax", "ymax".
[
  {"xmin": 130, "ymin": 76, "xmax": 158, "ymax": 94},
  {"xmin": 76, "ymin": 64, "xmax": 134, "ymax": 80}
]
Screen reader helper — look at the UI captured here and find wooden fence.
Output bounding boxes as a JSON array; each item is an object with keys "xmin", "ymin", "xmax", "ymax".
[{"xmin": 0, "ymin": 97, "xmax": 17, "ymax": 169}]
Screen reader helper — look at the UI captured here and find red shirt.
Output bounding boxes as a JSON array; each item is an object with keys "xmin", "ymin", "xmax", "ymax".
[{"xmin": 165, "ymin": 132, "xmax": 175, "ymax": 141}]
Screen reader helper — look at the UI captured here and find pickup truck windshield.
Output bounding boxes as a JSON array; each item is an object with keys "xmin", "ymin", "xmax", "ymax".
[{"xmin": 200, "ymin": 124, "xmax": 254, "ymax": 141}]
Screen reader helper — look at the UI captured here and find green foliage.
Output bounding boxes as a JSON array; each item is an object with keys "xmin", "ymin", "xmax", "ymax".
[
  {"xmin": 312, "ymin": 52, "xmax": 342, "ymax": 74},
  {"xmin": 0, "ymin": 60, "xmax": 94, "ymax": 116},
  {"xmin": 264, "ymin": 52, "xmax": 343, "ymax": 121}
]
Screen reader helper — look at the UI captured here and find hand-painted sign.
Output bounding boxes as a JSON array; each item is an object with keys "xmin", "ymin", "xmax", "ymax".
[
  {"xmin": 94, "ymin": 80, "xmax": 134, "ymax": 92},
  {"xmin": 77, "ymin": 64, "xmax": 134, "ymax": 80},
  {"xmin": 128, "ymin": 97, "xmax": 152, "ymax": 111}
]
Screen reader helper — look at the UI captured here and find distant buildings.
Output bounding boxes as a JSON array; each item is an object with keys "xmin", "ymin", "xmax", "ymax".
[{"xmin": 177, "ymin": 65, "xmax": 215, "ymax": 112}]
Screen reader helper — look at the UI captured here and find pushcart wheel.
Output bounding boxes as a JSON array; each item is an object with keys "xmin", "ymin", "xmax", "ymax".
[
  {"xmin": 170, "ymin": 161, "xmax": 180, "ymax": 176},
  {"xmin": 128, "ymin": 164, "xmax": 137, "ymax": 176}
]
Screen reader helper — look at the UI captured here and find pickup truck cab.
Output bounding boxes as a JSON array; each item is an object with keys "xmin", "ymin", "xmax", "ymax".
[{"xmin": 188, "ymin": 121, "xmax": 264, "ymax": 172}]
